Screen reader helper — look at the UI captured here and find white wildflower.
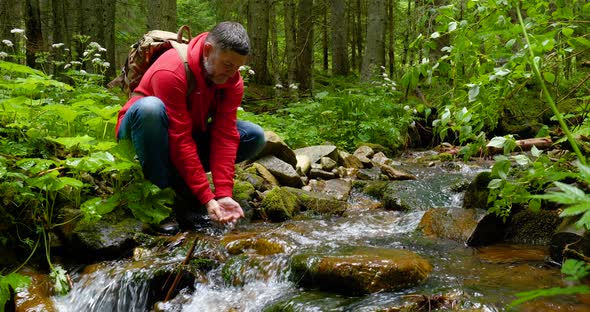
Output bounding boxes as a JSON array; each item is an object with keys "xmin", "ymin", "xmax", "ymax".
[
  {"xmin": 410, "ymin": 121, "xmax": 416, "ymax": 127},
  {"xmin": 94, "ymin": 53, "xmax": 101, "ymax": 57},
  {"xmin": 413, "ymin": 109, "xmax": 418, "ymax": 114},
  {"xmin": 2, "ymin": 40, "xmax": 13, "ymax": 47},
  {"xmin": 80, "ymin": 70, "xmax": 87, "ymax": 74},
  {"xmin": 384, "ymin": 77, "xmax": 391, "ymax": 82},
  {"xmin": 382, "ymin": 73, "xmax": 388, "ymax": 77},
  {"xmin": 403, "ymin": 105, "xmax": 410, "ymax": 111},
  {"xmin": 83, "ymin": 51, "xmax": 89, "ymax": 57},
  {"xmin": 0, "ymin": 52, "xmax": 7, "ymax": 59},
  {"xmin": 102, "ymin": 62, "xmax": 110, "ymax": 68},
  {"xmin": 391, "ymin": 86, "xmax": 396, "ymax": 91},
  {"xmin": 92, "ymin": 57, "xmax": 102, "ymax": 64},
  {"xmin": 98, "ymin": 47, "xmax": 107, "ymax": 52},
  {"xmin": 10, "ymin": 28, "xmax": 25, "ymax": 34},
  {"xmin": 274, "ymin": 84, "xmax": 283, "ymax": 89},
  {"xmin": 380, "ymin": 65, "xmax": 386, "ymax": 70},
  {"xmin": 70, "ymin": 61, "xmax": 82, "ymax": 65},
  {"xmin": 63, "ymin": 64, "xmax": 71, "ymax": 69},
  {"xmin": 248, "ymin": 69, "xmax": 255, "ymax": 76},
  {"xmin": 52, "ymin": 43, "xmax": 65, "ymax": 48},
  {"xmin": 88, "ymin": 42, "xmax": 102, "ymax": 49},
  {"xmin": 64, "ymin": 48, "xmax": 70, "ymax": 52},
  {"xmin": 289, "ymin": 83, "xmax": 298, "ymax": 90},
  {"xmin": 238, "ymin": 65, "xmax": 247, "ymax": 71}
]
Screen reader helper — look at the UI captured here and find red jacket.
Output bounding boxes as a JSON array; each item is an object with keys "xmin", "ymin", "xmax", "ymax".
[{"xmin": 115, "ymin": 33, "xmax": 242, "ymax": 204}]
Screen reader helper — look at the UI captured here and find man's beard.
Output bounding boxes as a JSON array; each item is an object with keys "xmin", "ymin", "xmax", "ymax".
[{"xmin": 203, "ymin": 55, "xmax": 227, "ymax": 84}]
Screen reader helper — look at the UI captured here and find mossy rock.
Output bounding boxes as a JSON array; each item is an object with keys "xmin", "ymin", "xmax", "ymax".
[
  {"xmin": 233, "ymin": 180, "xmax": 256, "ymax": 202},
  {"xmin": 360, "ymin": 180, "xmax": 389, "ymax": 198},
  {"xmin": 284, "ymin": 187, "xmax": 347, "ymax": 216},
  {"xmin": 463, "ymin": 171, "xmax": 492, "ymax": 209},
  {"xmin": 505, "ymin": 209, "xmax": 561, "ymax": 245},
  {"xmin": 260, "ymin": 187, "xmax": 300, "ymax": 221},
  {"xmin": 221, "ymin": 232, "xmax": 286, "ymax": 255}
]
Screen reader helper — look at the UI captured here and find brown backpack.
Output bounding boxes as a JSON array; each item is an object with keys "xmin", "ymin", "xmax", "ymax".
[{"xmin": 108, "ymin": 25, "xmax": 196, "ymax": 104}]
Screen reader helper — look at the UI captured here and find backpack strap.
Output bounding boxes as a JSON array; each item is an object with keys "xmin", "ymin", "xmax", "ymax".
[{"xmin": 170, "ymin": 25, "xmax": 196, "ymax": 111}]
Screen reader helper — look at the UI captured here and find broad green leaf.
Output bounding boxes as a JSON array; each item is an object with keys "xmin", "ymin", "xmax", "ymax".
[
  {"xmin": 505, "ymin": 38, "xmax": 516, "ymax": 48},
  {"xmin": 47, "ymin": 135, "xmax": 95, "ymax": 149},
  {"xmin": 44, "ymin": 104, "xmax": 80, "ymax": 123},
  {"xmin": 488, "ymin": 178, "xmax": 503, "ymax": 189},
  {"xmin": 0, "ymin": 61, "xmax": 45, "ymax": 76},
  {"xmin": 468, "ymin": 84, "xmax": 479, "ymax": 102},
  {"xmin": 570, "ymin": 37, "xmax": 590, "ymax": 48},
  {"xmin": 543, "ymin": 71, "xmax": 555, "ymax": 83},
  {"xmin": 59, "ymin": 177, "xmax": 84, "ymax": 189},
  {"xmin": 512, "ymin": 154, "xmax": 531, "ymax": 167},
  {"xmin": 531, "ymin": 145, "xmax": 542, "ymax": 157},
  {"xmin": 561, "ymin": 28, "xmax": 574, "ymax": 37},
  {"xmin": 49, "ymin": 265, "xmax": 70, "ymax": 295},
  {"xmin": 448, "ymin": 21, "xmax": 457, "ymax": 32},
  {"xmin": 575, "ymin": 210, "xmax": 590, "ymax": 230},
  {"xmin": 0, "ymin": 273, "xmax": 31, "ymax": 312},
  {"xmin": 80, "ymin": 195, "xmax": 120, "ymax": 221},
  {"xmin": 528, "ymin": 198, "xmax": 541, "ymax": 212},
  {"xmin": 487, "ymin": 136, "xmax": 506, "ymax": 148}
]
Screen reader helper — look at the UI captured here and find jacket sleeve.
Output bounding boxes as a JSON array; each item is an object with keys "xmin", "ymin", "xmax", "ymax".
[
  {"xmin": 209, "ymin": 78, "xmax": 243, "ymax": 198},
  {"xmin": 150, "ymin": 69, "xmax": 215, "ymax": 204}
]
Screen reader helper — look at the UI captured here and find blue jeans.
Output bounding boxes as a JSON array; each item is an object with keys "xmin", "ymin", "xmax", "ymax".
[{"xmin": 117, "ymin": 96, "xmax": 265, "ymax": 190}]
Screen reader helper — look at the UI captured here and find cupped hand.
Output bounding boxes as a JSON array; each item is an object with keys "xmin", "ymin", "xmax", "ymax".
[{"xmin": 205, "ymin": 197, "xmax": 244, "ymax": 224}]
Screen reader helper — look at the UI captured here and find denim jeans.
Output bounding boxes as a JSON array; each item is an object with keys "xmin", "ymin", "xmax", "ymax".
[{"xmin": 117, "ymin": 96, "xmax": 265, "ymax": 190}]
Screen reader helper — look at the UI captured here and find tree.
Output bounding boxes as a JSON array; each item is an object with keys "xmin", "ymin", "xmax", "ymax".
[
  {"xmin": 331, "ymin": 0, "xmax": 349, "ymax": 75},
  {"xmin": 361, "ymin": 0, "xmax": 386, "ymax": 82},
  {"xmin": 284, "ymin": 0, "xmax": 297, "ymax": 91},
  {"xmin": 247, "ymin": 0, "xmax": 271, "ymax": 84},
  {"xmin": 147, "ymin": 0, "xmax": 177, "ymax": 31},
  {"xmin": 296, "ymin": 0, "xmax": 314, "ymax": 92},
  {"xmin": 25, "ymin": 0, "xmax": 43, "ymax": 68}
]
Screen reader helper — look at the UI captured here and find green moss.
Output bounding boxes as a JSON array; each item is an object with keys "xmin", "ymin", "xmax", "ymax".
[
  {"xmin": 260, "ymin": 187, "xmax": 299, "ymax": 221},
  {"xmin": 233, "ymin": 180, "xmax": 256, "ymax": 202},
  {"xmin": 463, "ymin": 171, "xmax": 492, "ymax": 209},
  {"xmin": 362, "ymin": 181, "xmax": 389, "ymax": 198}
]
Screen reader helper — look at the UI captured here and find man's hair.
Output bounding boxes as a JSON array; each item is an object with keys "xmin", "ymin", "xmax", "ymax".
[{"xmin": 205, "ymin": 22, "xmax": 250, "ymax": 56}]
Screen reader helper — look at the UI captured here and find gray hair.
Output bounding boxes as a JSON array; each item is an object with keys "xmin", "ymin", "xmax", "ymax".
[{"xmin": 205, "ymin": 22, "xmax": 250, "ymax": 56}]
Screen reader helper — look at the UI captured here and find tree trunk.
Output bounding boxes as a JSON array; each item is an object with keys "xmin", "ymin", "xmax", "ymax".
[
  {"xmin": 269, "ymin": 0, "xmax": 280, "ymax": 86},
  {"xmin": 147, "ymin": 0, "xmax": 177, "ymax": 31},
  {"xmin": 0, "ymin": 0, "xmax": 24, "ymax": 63},
  {"xmin": 102, "ymin": 0, "xmax": 116, "ymax": 78},
  {"xmin": 401, "ymin": 0, "xmax": 410, "ymax": 69},
  {"xmin": 25, "ymin": 0, "xmax": 43, "ymax": 68},
  {"xmin": 355, "ymin": 0, "xmax": 363, "ymax": 72},
  {"xmin": 387, "ymin": 0, "xmax": 395, "ymax": 78},
  {"xmin": 360, "ymin": 0, "xmax": 386, "ymax": 82},
  {"xmin": 284, "ymin": 0, "xmax": 297, "ymax": 91},
  {"xmin": 247, "ymin": 0, "xmax": 271, "ymax": 84},
  {"xmin": 331, "ymin": 0, "xmax": 349, "ymax": 75},
  {"xmin": 322, "ymin": 1, "xmax": 329, "ymax": 71},
  {"xmin": 296, "ymin": 0, "xmax": 314, "ymax": 92},
  {"xmin": 348, "ymin": 3, "xmax": 356, "ymax": 71}
]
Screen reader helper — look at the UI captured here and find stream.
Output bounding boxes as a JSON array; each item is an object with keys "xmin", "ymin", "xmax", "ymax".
[{"xmin": 50, "ymin": 160, "xmax": 584, "ymax": 312}]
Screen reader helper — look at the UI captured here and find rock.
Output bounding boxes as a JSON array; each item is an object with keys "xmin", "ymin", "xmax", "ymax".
[
  {"xmin": 284, "ymin": 187, "xmax": 348, "ymax": 216},
  {"xmin": 371, "ymin": 152, "xmax": 391, "ymax": 166},
  {"xmin": 294, "ymin": 145, "xmax": 338, "ymax": 165},
  {"xmin": 338, "ymin": 150, "xmax": 363, "ymax": 169},
  {"xmin": 290, "ymin": 246, "xmax": 432, "ymax": 294},
  {"xmin": 320, "ymin": 157, "xmax": 337, "ymax": 171},
  {"xmin": 256, "ymin": 156, "xmax": 303, "ymax": 188},
  {"xmin": 335, "ymin": 166, "xmax": 359, "ymax": 179},
  {"xmin": 296, "ymin": 154, "xmax": 311, "ymax": 175},
  {"xmin": 309, "ymin": 168, "xmax": 337, "ymax": 180},
  {"xmin": 353, "ymin": 145, "xmax": 375, "ymax": 159},
  {"xmin": 549, "ymin": 217, "xmax": 590, "ymax": 263},
  {"xmin": 221, "ymin": 232, "xmax": 286, "ymax": 256},
  {"xmin": 254, "ymin": 131, "xmax": 297, "ymax": 167},
  {"xmin": 238, "ymin": 168, "xmax": 270, "ymax": 192},
  {"xmin": 69, "ymin": 209, "xmax": 144, "ymax": 261},
  {"xmin": 382, "ymin": 178, "xmax": 462, "ymax": 211},
  {"xmin": 232, "ymin": 180, "xmax": 256, "ymax": 202},
  {"xmin": 379, "ymin": 164, "xmax": 416, "ymax": 180},
  {"xmin": 466, "ymin": 213, "xmax": 508, "ymax": 246},
  {"xmin": 463, "ymin": 171, "xmax": 492, "ymax": 209},
  {"xmin": 504, "ymin": 209, "xmax": 561, "ymax": 245},
  {"xmin": 260, "ymin": 187, "xmax": 300, "ymax": 221},
  {"xmin": 14, "ymin": 268, "xmax": 56, "ymax": 312},
  {"xmin": 418, "ymin": 207, "xmax": 490, "ymax": 243},
  {"xmin": 306, "ymin": 178, "xmax": 352, "ymax": 201},
  {"xmin": 252, "ymin": 163, "xmax": 280, "ymax": 187},
  {"xmin": 357, "ymin": 167, "xmax": 382, "ymax": 180}
]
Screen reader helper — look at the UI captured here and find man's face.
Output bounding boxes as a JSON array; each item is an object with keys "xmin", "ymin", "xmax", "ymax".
[{"xmin": 203, "ymin": 42, "xmax": 247, "ymax": 85}]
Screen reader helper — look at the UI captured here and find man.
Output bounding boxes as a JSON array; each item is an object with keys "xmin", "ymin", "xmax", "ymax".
[{"xmin": 115, "ymin": 22, "xmax": 265, "ymax": 226}]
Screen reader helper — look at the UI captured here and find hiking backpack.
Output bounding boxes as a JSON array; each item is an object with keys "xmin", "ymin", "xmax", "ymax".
[{"xmin": 107, "ymin": 25, "xmax": 196, "ymax": 101}]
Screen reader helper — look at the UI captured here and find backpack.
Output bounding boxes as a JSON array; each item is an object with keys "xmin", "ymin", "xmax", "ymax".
[{"xmin": 107, "ymin": 25, "xmax": 196, "ymax": 104}]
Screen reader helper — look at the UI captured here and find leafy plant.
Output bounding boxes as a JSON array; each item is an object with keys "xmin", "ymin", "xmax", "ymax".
[{"xmin": 0, "ymin": 273, "xmax": 30, "ymax": 312}]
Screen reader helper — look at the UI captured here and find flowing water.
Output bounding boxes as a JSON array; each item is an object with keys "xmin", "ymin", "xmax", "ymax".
[{"xmin": 51, "ymin": 161, "xmax": 587, "ymax": 312}]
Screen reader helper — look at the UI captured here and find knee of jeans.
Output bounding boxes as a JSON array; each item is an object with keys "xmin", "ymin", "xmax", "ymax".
[
  {"xmin": 249, "ymin": 123, "xmax": 266, "ymax": 155},
  {"xmin": 136, "ymin": 97, "xmax": 167, "ymax": 124}
]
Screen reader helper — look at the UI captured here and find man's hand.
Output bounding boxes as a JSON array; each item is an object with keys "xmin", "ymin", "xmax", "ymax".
[{"xmin": 205, "ymin": 197, "xmax": 244, "ymax": 224}]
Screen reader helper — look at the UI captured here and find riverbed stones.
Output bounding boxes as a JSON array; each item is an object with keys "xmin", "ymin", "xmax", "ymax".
[
  {"xmin": 290, "ymin": 246, "xmax": 432, "ymax": 294},
  {"xmin": 260, "ymin": 187, "xmax": 300, "ymax": 221},
  {"xmin": 294, "ymin": 145, "xmax": 338, "ymax": 165},
  {"xmin": 306, "ymin": 178, "xmax": 352, "ymax": 201},
  {"xmin": 284, "ymin": 187, "xmax": 348, "ymax": 216},
  {"xmin": 255, "ymin": 155, "xmax": 304, "ymax": 188},
  {"xmin": 418, "ymin": 207, "xmax": 490, "ymax": 242},
  {"xmin": 251, "ymin": 163, "xmax": 280, "ymax": 187},
  {"xmin": 338, "ymin": 150, "xmax": 363, "ymax": 169},
  {"xmin": 296, "ymin": 154, "xmax": 311, "ymax": 175},
  {"xmin": 255, "ymin": 130, "xmax": 297, "ymax": 167},
  {"xmin": 221, "ymin": 232, "xmax": 286, "ymax": 256},
  {"xmin": 463, "ymin": 171, "xmax": 492, "ymax": 209}
]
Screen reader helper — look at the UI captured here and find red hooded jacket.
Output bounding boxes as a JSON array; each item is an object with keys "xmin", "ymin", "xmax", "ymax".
[{"xmin": 115, "ymin": 32, "xmax": 242, "ymax": 205}]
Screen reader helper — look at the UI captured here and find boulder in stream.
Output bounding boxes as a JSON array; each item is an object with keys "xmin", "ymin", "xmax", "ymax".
[
  {"xmin": 418, "ymin": 207, "xmax": 491, "ymax": 243},
  {"xmin": 290, "ymin": 246, "xmax": 432, "ymax": 294}
]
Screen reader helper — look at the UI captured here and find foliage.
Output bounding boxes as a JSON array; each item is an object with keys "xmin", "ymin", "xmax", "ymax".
[
  {"xmin": 240, "ymin": 74, "xmax": 415, "ymax": 152},
  {"xmin": 487, "ymin": 146, "xmax": 573, "ymax": 220},
  {"xmin": 0, "ymin": 273, "xmax": 30, "ymax": 312},
  {"xmin": 510, "ymin": 259, "xmax": 590, "ymax": 307}
]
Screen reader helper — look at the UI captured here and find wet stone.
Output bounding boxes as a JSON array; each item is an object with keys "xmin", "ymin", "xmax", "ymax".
[
  {"xmin": 418, "ymin": 207, "xmax": 490, "ymax": 243},
  {"xmin": 290, "ymin": 246, "xmax": 432, "ymax": 294}
]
